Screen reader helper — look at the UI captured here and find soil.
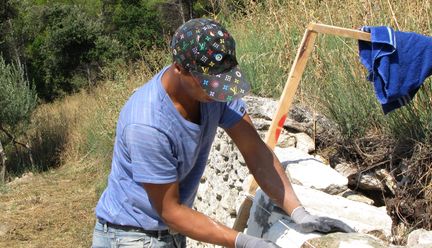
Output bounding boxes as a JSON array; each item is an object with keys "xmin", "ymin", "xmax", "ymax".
[{"xmin": 0, "ymin": 162, "xmax": 98, "ymax": 247}]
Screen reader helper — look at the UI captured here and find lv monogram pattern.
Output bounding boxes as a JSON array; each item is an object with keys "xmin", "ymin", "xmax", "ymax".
[{"xmin": 171, "ymin": 18, "xmax": 250, "ymax": 102}]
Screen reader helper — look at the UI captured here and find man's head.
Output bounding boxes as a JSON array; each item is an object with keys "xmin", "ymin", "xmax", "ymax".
[{"xmin": 170, "ymin": 18, "xmax": 250, "ymax": 102}]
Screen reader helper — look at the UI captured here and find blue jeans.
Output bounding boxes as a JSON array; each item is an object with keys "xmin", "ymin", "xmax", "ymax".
[{"xmin": 92, "ymin": 221, "xmax": 186, "ymax": 248}]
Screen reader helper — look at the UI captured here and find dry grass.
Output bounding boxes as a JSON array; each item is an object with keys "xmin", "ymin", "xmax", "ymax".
[
  {"xmin": 1, "ymin": 1, "xmax": 431, "ymax": 246},
  {"xmin": 0, "ymin": 162, "xmax": 98, "ymax": 247},
  {"xmin": 0, "ymin": 51, "xmax": 169, "ymax": 247},
  {"xmin": 228, "ymin": 0, "xmax": 432, "ymax": 138},
  {"xmin": 227, "ymin": 0, "xmax": 432, "ymax": 243}
]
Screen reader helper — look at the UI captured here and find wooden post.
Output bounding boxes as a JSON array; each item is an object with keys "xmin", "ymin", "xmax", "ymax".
[
  {"xmin": 233, "ymin": 28, "xmax": 318, "ymax": 232},
  {"xmin": 308, "ymin": 23, "xmax": 371, "ymax": 42},
  {"xmin": 232, "ymin": 23, "xmax": 371, "ymax": 232}
]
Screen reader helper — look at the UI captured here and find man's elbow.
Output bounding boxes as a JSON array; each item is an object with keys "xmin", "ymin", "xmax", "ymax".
[{"xmin": 159, "ymin": 205, "xmax": 184, "ymax": 229}]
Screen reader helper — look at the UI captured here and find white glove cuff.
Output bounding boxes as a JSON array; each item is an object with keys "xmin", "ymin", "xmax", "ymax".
[
  {"xmin": 290, "ymin": 206, "xmax": 308, "ymax": 224},
  {"xmin": 235, "ymin": 232, "xmax": 241, "ymax": 248}
]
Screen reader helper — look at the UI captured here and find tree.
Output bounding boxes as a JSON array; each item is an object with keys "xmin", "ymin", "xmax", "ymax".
[
  {"xmin": 104, "ymin": 0, "xmax": 167, "ymax": 59},
  {"xmin": 0, "ymin": 0, "xmax": 19, "ymax": 65},
  {"xmin": 0, "ymin": 56, "xmax": 37, "ymax": 183},
  {"xmin": 25, "ymin": 4, "xmax": 108, "ymax": 100}
]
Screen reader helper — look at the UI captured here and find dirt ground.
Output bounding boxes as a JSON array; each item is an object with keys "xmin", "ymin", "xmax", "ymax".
[{"xmin": 0, "ymin": 162, "xmax": 99, "ymax": 248}]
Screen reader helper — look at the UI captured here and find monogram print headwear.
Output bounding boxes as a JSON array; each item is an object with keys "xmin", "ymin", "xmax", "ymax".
[{"xmin": 171, "ymin": 18, "xmax": 251, "ymax": 102}]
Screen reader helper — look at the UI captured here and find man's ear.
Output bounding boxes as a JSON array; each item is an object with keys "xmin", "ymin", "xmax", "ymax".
[
  {"xmin": 173, "ymin": 62, "xmax": 182, "ymax": 74},
  {"xmin": 173, "ymin": 62, "xmax": 190, "ymax": 76}
]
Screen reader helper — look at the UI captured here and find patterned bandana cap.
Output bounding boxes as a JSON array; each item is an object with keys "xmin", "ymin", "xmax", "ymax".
[{"xmin": 171, "ymin": 18, "xmax": 251, "ymax": 102}]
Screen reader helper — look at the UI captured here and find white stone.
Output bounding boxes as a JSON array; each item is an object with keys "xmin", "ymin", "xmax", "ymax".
[
  {"xmin": 407, "ymin": 229, "xmax": 432, "ymax": 248},
  {"xmin": 243, "ymin": 95, "xmax": 278, "ymax": 120},
  {"xmin": 246, "ymin": 185, "xmax": 393, "ymax": 248},
  {"xmin": 293, "ymin": 185, "xmax": 392, "ymax": 237},
  {"xmin": 341, "ymin": 190, "xmax": 375, "ymax": 205},
  {"xmin": 351, "ymin": 173, "xmax": 385, "ymax": 191},
  {"xmin": 292, "ymin": 132, "xmax": 315, "ymax": 153},
  {"xmin": 334, "ymin": 162, "xmax": 358, "ymax": 177},
  {"xmin": 301, "ymin": 233, "xmax": 390, "ymax": 248},
  {"xmin": 274, "ymin": 147, "xmax": 348, "ymax": 194},
  {"xmin": 278, "ymin": 129, "xmax": 297, "ymax": 148}
]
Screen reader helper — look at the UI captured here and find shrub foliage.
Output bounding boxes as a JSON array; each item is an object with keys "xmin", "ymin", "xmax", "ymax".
[{"xmin": 0, "ymin": 57, "xmax": 37, "ymax": 130}]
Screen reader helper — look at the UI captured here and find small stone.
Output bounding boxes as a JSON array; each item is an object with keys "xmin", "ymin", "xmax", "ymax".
[
  {"xmin": 293, "ymin": 132, "xmax": 315, "ymax": 153},
  {"xmin": 342, "ymin": 190, "xmax": 375, "ymax": 205},
  {"xmin": 407, "ymin": 229, "xmax": 432, "ymax": 247},
  {"xmin": 349, "ymin": 173, "xmax": 385, "ymax": 191},
  {"xmin": 334, "ymin": 162, "xmax": 358, "ymax": 177},
  {"xmin": 0, "ymin": 224, "xmax": 8, "ymax": 236}
]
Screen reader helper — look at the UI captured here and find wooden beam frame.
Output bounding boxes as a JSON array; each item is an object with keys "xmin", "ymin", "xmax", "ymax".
[{"xmin": 233, "ymin": 23, "xmax": 371, "ymax": 232}]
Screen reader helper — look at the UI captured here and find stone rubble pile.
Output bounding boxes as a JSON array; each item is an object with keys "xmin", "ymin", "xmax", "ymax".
[{"xmin": 187, "ymin": 96, "xmax": 432, "ymax": 248}]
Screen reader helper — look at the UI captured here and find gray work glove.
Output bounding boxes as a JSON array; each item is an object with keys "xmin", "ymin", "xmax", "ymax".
[
  {"xmin": 235, "ymin": 233, "xmax": 281, "ymax": 248},
  {"xmin": 291, "ymin": 206, "xmax": 356, "ymax": 233}
]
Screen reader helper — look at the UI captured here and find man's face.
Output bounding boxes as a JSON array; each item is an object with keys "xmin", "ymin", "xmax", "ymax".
[{"xmin": 178, "ymin": 68, "xmax": 213, "ymax": 103}]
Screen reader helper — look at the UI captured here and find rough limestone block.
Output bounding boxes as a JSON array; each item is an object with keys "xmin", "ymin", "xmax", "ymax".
[
  {"xmin": 292, "ymin": 132, "xmax": 315, "ymax": 153},
  {"xmin": 274, "ymin": 147, "xmax": 348, "ymax": 194},
  {"xmin": 243, "ymin": 95, "xmax": 278, "ymax": 120},
  {"xmin": 294, "ymin": 185, "xmax": 392, "ymax": 237},
  {"xmin": 300, "ymin": 232, "xmax": 390, "ymax": 248},
  {"xmin": 246, "ymin": 185, "xmax": 393, "ymax": 248}
]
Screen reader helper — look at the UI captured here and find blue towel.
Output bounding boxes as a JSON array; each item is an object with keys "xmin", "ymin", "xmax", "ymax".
[{"xmin": 358, "ymin": 26, "xmax": 432, "ymax": 114}]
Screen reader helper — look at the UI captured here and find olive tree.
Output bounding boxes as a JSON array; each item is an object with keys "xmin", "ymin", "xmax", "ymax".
[{"xmin": 0, "ymin": 56, "xmax": 37, "ymax": 183}]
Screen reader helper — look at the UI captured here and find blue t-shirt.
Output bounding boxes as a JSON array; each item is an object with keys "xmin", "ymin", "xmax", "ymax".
[{"xmin": 95, "ymin": 66, "xmax": 247, "ymax": 230}]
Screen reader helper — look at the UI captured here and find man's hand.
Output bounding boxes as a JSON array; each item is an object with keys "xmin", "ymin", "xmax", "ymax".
[
  {"xmin": 235, "ymin": 233, "xmax": 281, "ymax": 248},
  {"xmin": 291, "ymin": 206, "xmax": 356, "ymax": 233}
]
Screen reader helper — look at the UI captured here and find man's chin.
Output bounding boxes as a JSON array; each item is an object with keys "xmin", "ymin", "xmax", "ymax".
[{"xmin": 202, "ymin": 96, "xmax": 214, "ymax": 102}]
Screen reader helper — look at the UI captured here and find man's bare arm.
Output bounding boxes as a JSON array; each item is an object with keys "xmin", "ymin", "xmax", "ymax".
[
  {"xmin": 142, "ymin": 182, "xmax": 238, "ymax": 247},
  {"xmin": 225, "ymin": 113, "xmax": 301, "ymax": 215}
]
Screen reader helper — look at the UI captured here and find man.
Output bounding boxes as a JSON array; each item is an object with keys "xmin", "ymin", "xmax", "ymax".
[{"xmin": 92, "ymin": 18, "xmax": 354, "ymax": 248}]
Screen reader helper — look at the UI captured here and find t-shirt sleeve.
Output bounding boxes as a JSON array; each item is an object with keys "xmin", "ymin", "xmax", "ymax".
[
  {"xmin": 218, "ymin": 98, "xmax": 247, "ymax": 129},
  {"xmin": 122, "ymin": 124, "xmax": 178, "ymax": 184}
]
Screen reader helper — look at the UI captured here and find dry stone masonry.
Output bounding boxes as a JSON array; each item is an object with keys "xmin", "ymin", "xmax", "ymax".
[{"xmin": 187, "ymin": 96, "xmax": 432, "ymax": 248}]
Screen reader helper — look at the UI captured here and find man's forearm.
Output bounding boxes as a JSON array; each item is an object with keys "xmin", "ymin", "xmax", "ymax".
[
  {"xmin": 163, "ymin": 204, "xmax": 238, "ymax": 247},
  {"xmin": 245, "ymin": 143, "xmax": 301, "ymax": 215}
]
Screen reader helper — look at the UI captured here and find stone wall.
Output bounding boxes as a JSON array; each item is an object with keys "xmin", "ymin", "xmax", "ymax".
[
  {"xmin": 187, "ymin": 95, "xmax": 322, "ymax": 247},
  {"xmin": 185, "ymin": 95, "xmax": 432, "ymax": 248}
]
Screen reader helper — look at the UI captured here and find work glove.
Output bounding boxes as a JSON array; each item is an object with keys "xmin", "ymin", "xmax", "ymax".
[
  {"xmin": 291, "ymin": 206, "xmax": 356, "ymax": 233},
  {"xmin": 235, "ymin": 233, "xmax": 281, "ymax": 248}
]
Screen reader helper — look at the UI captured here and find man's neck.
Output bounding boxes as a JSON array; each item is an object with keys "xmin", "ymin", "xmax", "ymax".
[{"xmin": 162, "ymin": 66, "xmax": 201, "ymax": 124}]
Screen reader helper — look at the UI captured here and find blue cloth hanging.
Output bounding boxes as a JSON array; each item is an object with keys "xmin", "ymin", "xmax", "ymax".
[{"xmin": 358, "ymin": 26, "xmax": 432, "ymax": 114}]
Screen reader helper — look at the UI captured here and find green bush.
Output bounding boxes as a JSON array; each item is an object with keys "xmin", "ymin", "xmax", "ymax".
[
  {"xmin": 2, "ymin": 1, "xmax": 171, "ymax": 102},
  {"xmin": 104, "ymin": 1, "xmax": 166, "ymax": 59},
  {"xmin": 0, "ymin": 56, "xmax": 37, "ymax": 181},
  {"xmin": 0, "ymin": 0, "xmax": 18, "ymax": 63},
  {"xmin": 26, "ymin": 4, "xmax": 113, "ymax": 101},
  {"xmin": 0, "ymin": 56, "xmax": 37, "ymax": 130}
]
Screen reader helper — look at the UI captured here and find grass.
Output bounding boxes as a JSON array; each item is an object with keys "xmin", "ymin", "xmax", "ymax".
[
  {"xmin": 227, "ymin": 0, "xmax": 432, "ymax": 237},
  {"xmin": 1, "ymin": 0, "xmax": 431, "ymax": 245},
  {"xmin": 228, "ymin": 0, "xmax": 432, "ymax": 141},
  {"xmin": 0, "ymin": 49, "xmax": 170, "ymax": 247},
  {"xmin": 0, "ymin": 165, "xmax": 98, "ymax": 247}
]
